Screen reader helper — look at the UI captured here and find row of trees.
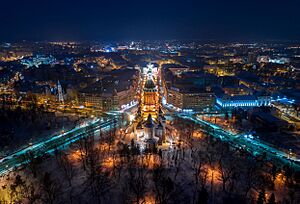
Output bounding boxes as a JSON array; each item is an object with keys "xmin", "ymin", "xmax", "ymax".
[
  {"xmin": 173, "ymin": 117, "xmax": 299, "ymax": 204},
  {"xmin": 1, "ymin": 118, "xmax": 299, "ymax": 203}
]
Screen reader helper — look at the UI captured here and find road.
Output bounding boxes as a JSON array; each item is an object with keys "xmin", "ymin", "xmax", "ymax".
[
  {"xmin": 175, "ymin": 113, "xmax": 300, "ymax": 170},
  {"xmin": 0, "ymin": 118, "xmax": 118, "ymax": 175},
  {"xmin": 1, "ymin": 104, "xmax": 299, "ymax": 176}
]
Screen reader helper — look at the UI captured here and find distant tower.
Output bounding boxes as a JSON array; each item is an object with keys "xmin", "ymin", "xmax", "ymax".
[{"xmin": 57, "ymin": 80, "xmax": 64, "ymax": 103}]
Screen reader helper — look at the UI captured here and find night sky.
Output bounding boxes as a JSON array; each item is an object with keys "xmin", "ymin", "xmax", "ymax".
[{"xmin": 1, "ymin": 0, "xmax": 300, "ymax": 41}]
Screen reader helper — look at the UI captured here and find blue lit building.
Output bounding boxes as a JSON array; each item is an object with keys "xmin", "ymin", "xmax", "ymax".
[
  {"xmin": 21, "ymin": 55, "xmax": 56, "ymax": 68},
  {"xmin": 216, "ymin": 95, "xmax": 271, "ymax": 109}
]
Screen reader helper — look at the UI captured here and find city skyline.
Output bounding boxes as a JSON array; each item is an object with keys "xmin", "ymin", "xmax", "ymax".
[{"xmin": 1, "ymin": 1, "xmax": 300, "ymax": 203}]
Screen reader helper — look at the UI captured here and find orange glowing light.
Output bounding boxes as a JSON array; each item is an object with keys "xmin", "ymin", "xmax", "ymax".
[{"xmin": 143, "ymin": 194, "xmax": 156, "ymax": 204}]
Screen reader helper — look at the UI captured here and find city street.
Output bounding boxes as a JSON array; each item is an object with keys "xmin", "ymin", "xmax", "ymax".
[
  {"xmin": 176, "ymin": 113, "xmax": 300, "ymax": 170},
  {"xmin": 0, "ymin": 118, "xmax": 118, "ymax": 175}
]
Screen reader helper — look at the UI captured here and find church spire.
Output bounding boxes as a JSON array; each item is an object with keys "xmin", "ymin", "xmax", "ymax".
[{"xmin": 57, "ymin": 80, "xmax": 64, "ymax": 103}]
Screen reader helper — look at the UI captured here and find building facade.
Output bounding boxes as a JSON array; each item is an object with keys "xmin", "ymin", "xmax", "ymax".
[
  {"xmin": 216, "ymin": 95, "xmax": 271, "ymax": 109},
  {"xmin": 78, "ymin": 87, "xmax": 136, "ymax": 111},
  {"xmin": 166, "ymin": 86, "xmax": 215, "ymax": 111}
]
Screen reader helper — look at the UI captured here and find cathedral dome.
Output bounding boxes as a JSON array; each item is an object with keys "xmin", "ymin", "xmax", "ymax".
[
  {"xmin": 144, "ymin": 78, "xmax": 156, "ymax": 89},
  {"xmin": 144, "ymin": 114, "xmax": 154, "ymax": 128}
]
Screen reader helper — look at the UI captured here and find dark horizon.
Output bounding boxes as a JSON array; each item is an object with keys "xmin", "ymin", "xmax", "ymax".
[
  {"xmin": 2, "ymin": 38, "xmax": 300, "ymax": 44},
  {"xmin": 1, "ymin": 0, "xmax": 300, "ymax": 42}
]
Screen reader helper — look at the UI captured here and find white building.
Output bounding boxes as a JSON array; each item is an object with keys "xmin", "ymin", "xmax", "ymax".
[{"xmin": 216, "ymin": 95, "xmax": 271, "ymax": 108}]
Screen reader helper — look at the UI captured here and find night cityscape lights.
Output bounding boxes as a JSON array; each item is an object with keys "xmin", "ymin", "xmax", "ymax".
[
  {"xmin": 1, "ymin": 0, "xmax": 300, "ymax": 203},
  {"xmin": 1, "ymin": 40, "xmax": 299, "ymax": 204}
]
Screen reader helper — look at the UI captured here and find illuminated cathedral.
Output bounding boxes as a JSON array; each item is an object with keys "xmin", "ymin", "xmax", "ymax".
[
  {"xmin": 133, "ymin": 107, "xmax": 166, "ymax": 150},
  {"xmin": 133, "ymin": 63, "xmax": 165, "ymax": 150},
  {"xmin": 142, "ymin": 74, "xmax": 159, "ymax": 120}
]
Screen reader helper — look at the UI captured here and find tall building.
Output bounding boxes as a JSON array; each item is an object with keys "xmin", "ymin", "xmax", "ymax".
[
  {"xmin": 248, "ymin": 52, "xmax": 257, "ymax": 64},
  {"xmin": 57, "ymin": 80, "xmax": 64, "ymax": 103},
  {"xmin": 166, "ymin": 86, "xmax": 215, "ymax": 111},
  {"xmin": 142, "ymin": 74, "xmax": 159, "ymax": 119},
  {"xmin": 132, "ymin": 62, "xmax": 165, "ymax": 151}
]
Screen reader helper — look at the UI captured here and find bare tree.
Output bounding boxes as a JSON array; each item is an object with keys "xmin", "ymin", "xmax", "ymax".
[
  {"xmin": 21, "ymin": 182, "xmax": 41, "ymax": 204},
  {"xmin": 127, "ymin": 160, "xmax": 148, "ymax": 204},
  {"xmin": 112, "ymin": 150, "xmax": 123, "ymax": 181},
  {"xmin": 89, "ymin": 170, "xmax": 113, "ymax": 204},
  {"xmin": 197, "ymin": 186, "xmax": 209, "ymax": 204},
  {"xmin": 40, "ymin": 172, "xmax": 62, "ymax": 204},
  {"xmin": 218, "ymin": 158, "xmax": 236, "ymax": 193},
  {"xmin": 242, "ymin": 161, "xmax": 258, "ymax": 198},
  {"xmin": 199, "ymin": 168, "xmax": 209, "ymax": 190},
  {"xmin": 79, "ymin": 140, "xmax": 114, "ymax": 204},
  {"xmin": 58, "ymin": 152, "xmax": 77, "ymax": 186},
  {"xmin": 173, "ymin": 151, "xmax": 181, "ymax": 181},
  {"xmin": 75, "ymin": 134, "xmax": 95, "ymax": 171},
  {"xmin": 85, "ymin": 147, "xmax": 101, "ymax": 180},
  {"xmin": 2, "ymin": 174, "xmax": 40, "ymax": 203},
  {"xmin": 190, "ymin": 148, "xmax": 205, "ymax": 203},
  {"xmin": 21, "ymin": 151, "xmax": 41, "ymax": 177},
  {"xmin": 8, "ymin": 174, "xmax": 25, "ymax": 203},
  {"xmin": 152, "ymin": 163, "xmax": 184, "ymax": 204}
]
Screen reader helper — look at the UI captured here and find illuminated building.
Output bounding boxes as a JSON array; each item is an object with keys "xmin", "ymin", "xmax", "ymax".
[
  {"xmin": 268, "ymin": 57, "xmax": 290, "ymax": 64},
  {"xmin": 257, "ymin": 56, "xmax": 269, "ymax": 63},
  {"xmin": 0, "ymin": 50, "xmax": 32, "ymax": 62},
  {"xmin": 16, "ymin": 82, "xmax": 56, "ymax": 102},
  {"xmin": 162, "ymin": 67, "xmax": 216, "ymax": 112},
  {"xmin": 20, "ymin": 55, "xmax": 56, "ymax": 68},
  {"xmin": 165, "ymin": 86, "xmax": 215, "ymax": 112},
  {"xmin": 78, "ymin": 86, "xmax": 137, "ymax": 111},
  {"xmin": 141, "ymin": 70, "xmax": 159, "ymax": 120},
  {"xmin": 141, "ymin": 63, "xmax": 158, "ymax": 76},
  {"xmin": 133, "ymin": 62, "xmax": 165, "ymax": 149},
  {"xmin": 134, "ymin": 109, "xmax": 166, "ymax": 150},
  {"xmin": 78, "ymin": 68, "xmax": 138, "ymax": 111},
  {"xmin": 57, "ymin": 80, "xmax": 64, "ymax": 103},
  {"xmin": 144, "ymin": 114, "xmax": 157, "ymax": 149},
  {"xmin": 222, "ymin": 85, "xmax": 253, "ymax": 96},
  {"xmin": 216, "ymin": 95, "xmax": 271, "ymax": 109}
]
